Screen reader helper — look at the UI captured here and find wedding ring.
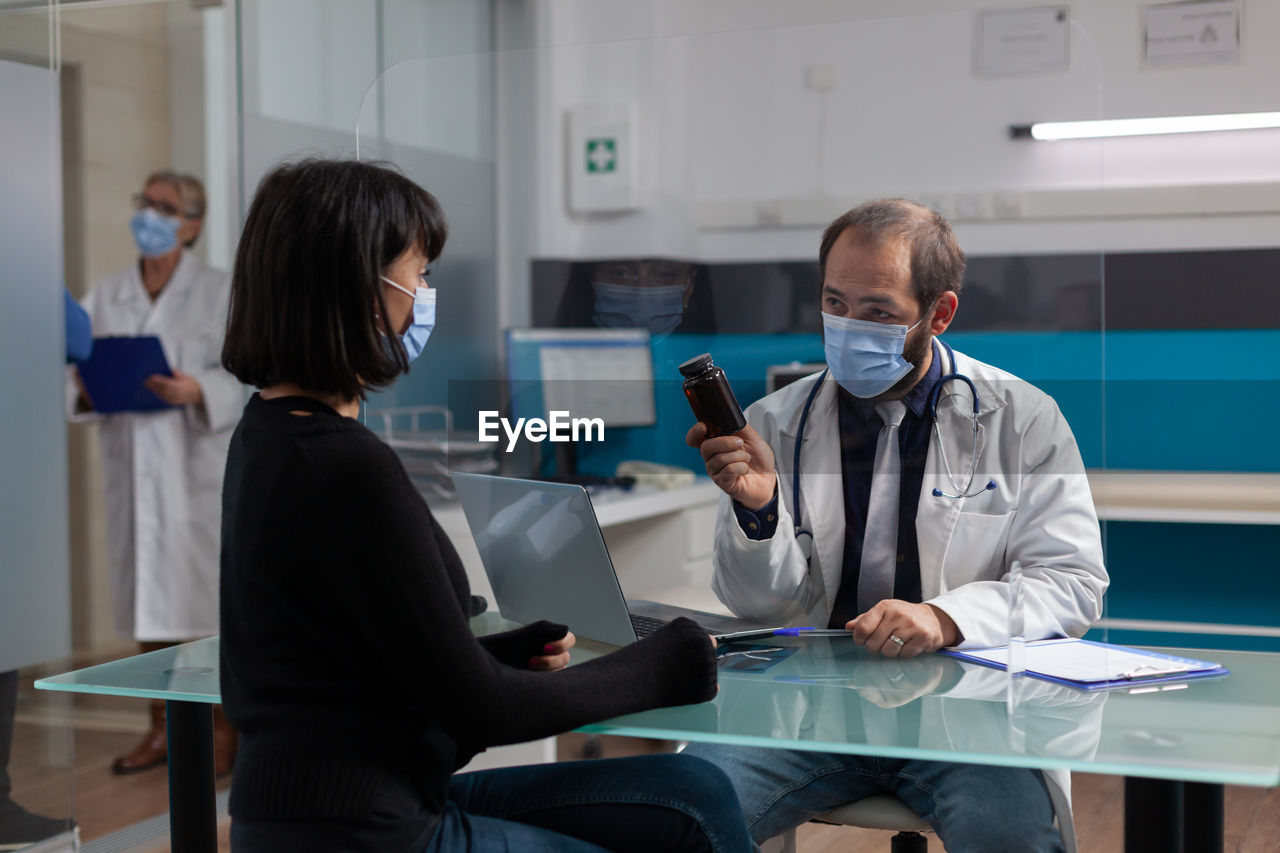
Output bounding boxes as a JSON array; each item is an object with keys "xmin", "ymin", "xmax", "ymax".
[{"xmin": 889, "ymin": 634, "xmax": 905, "ymax": 647}]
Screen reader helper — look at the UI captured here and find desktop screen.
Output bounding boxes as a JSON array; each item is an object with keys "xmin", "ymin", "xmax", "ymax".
[{"xmin": 504, "ymin": 328, "xmax": 656, "ymax": 429}]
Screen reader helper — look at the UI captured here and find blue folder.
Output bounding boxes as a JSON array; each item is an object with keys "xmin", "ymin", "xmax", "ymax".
[
  {"xmin": 939, "ymin": 638, "xmax": 1229, "ymax": 691},
  {"xmin": 76, "ymin": 336, "xmax": 175, "ymax": 413}
]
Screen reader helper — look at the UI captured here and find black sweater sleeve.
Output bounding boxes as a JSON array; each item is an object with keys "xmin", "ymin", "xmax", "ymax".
[
  {"xmin": 321, "ymin": 434, "xmax": 718, "ymax": 750},
  {"xmin": 478, "ymin": 621, "xmax": 570, "ymax": 669}
]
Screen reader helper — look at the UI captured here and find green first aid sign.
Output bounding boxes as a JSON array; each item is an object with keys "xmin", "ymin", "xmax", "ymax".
[{"xmin": 585, "ymin": 138, "xmax": 617, "ymax": 173}]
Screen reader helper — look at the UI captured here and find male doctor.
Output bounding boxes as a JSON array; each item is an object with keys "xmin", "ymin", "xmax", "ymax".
[{"xmin": 684, "ymin": 199, "xmax": 1107, "ymax": 852}]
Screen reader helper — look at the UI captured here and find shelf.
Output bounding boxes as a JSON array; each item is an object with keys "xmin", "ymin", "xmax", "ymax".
[
  {"xmin": 1088, "ymin": 470, "xmax": 1280, "ymax": 525},
  {"xmin": 589, "ymin": 479, "xmax": 721, "ymax": 528}
]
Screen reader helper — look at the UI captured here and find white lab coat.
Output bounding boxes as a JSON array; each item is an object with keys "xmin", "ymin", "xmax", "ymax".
[
  {"xmin": 711, "ymin": 345, "xmax": 1108, "ymax": 649},
  {"xmin": 67, "ymin": 251, "xmax": 242, "ymax": 641}
]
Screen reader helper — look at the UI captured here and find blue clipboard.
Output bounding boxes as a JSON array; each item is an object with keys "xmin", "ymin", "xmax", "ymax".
[
  {"xmin": 938, "ymin": 638, "xmax": 1229, "ymax": 692},
  {"xmin": 76, "ymin": 336, "xmax": 175, "ymax": 413}
]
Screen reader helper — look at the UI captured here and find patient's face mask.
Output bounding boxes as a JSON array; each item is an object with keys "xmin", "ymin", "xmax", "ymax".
[
  {"xmin": 592, "ymin": 282, "xmax": 686, "ymax": 337},
  {"xmin": 381, "ymin": 276, "xmax": 436, "ymax": 363},
  {"xmin": 822, "ymin": 312, "xmax": 925, "ymax": 398}
]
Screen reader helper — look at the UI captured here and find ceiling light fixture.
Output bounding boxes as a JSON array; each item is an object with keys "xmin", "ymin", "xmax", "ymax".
[{"xmin": 1010, "ymin": 110, "xmax": 1280, "ymax": 141}]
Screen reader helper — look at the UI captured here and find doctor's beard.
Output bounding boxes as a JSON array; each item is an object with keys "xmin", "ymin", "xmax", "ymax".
[{"xmin": 878, "ymin": 326, "xmax": 935, "ymax": 401}]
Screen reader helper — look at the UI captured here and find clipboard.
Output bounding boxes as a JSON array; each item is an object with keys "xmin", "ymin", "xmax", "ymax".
[
  {"xmin": 76, "ymin": 336, "xmax": 176, "ymax": 413},
  {"xmin": 938, "ymin": 637, "xmax": 1228, "ymax": 691}
]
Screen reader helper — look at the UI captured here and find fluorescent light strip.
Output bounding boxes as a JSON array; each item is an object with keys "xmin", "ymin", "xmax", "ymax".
[{"xmin": 1024, "ymin": 111, "xmax": 1280, "ymax": 141}]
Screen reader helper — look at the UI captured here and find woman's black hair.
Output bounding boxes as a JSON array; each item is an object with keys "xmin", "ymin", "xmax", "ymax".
[{"xmin": 222, "ymin": 158, "xmax": 447, "ymax": 400}]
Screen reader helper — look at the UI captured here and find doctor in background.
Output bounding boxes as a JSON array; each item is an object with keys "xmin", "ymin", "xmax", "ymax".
[
  {"xmin": 68, "ymin": 170, "xmax": 242, "ymax": 776},
  {"xmin": 684, "ymin": 199, "xmax": 1107, "ymax": 852}
]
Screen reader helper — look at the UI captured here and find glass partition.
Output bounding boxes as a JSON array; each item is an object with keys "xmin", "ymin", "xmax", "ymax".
[
  {"xmin": 515, "ymin": 9, "xmax": 1109, "ymax": 490},
  {"xmin": 0, "ymin": 3, "xmax": 78, "ymax": 848},
  {"xmin": 236, "ymin": 0, "xmax": 501, "ymax": 488},
  {"xmin": 1088, "ymin": 5, "xmax": 1280, "ymax": 654},
  {"xmin": 236, "ymin": 3, "xmax": 1118, "ymax": 635},
  {"xmin": 1, "ymin": 0, "xmax": 234, "ymax": 846}
]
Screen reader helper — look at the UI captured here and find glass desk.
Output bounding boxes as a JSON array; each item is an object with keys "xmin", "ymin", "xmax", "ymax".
[
  {"xmin": 35, "ymin": 637, "xmax": 221, "ymax": 853},
  {"xmin": 35, "ymin": 633, "xmax": 1280, "ymax": 853},
  {"xmin": 586, "ymin": 637, "xmax": 1280, "ymax": 853}
]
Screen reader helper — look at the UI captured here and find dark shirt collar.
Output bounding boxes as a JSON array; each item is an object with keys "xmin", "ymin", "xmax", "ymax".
[
  {"xmin": 252, "ymin": 392, "xmax": 342, "ymax": 418},
  {"xmin": 841, "ymin": 338, "xmax": 945, "ymax": 423}
]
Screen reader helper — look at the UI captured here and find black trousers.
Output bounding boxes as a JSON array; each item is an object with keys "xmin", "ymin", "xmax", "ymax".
[{"xmin": 0, "ymin": 669, "xmax": 17, "ymax": 799}]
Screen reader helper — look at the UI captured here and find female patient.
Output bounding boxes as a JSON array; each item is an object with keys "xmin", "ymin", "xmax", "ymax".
[{"xmin": 219, "ymin": 159, "xmax": 750, "ymax": 852}]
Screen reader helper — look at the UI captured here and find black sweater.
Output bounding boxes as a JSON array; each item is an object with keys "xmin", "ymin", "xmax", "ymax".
[{"xmin": 220, "ymin": 394, "xmax": 717, "ymax": 847}]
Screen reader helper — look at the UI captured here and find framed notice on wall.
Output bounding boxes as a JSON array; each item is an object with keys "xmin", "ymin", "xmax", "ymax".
[
  {"xmin": 977, "ymin": 6, "xmax": 1070, "ymax": 75},
  {"xmin": 1144, "ymin": 0, "xmax": 1240, "ymax": 67}
]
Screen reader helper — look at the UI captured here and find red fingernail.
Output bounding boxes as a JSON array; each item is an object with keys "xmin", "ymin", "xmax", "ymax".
[
  {"xmin": 529, "ymin": 657, "xmax": 540, "ymax": 668},
  {"xmin": 543, "ymin": 643, "xmax": 556, "ymax": 654}
]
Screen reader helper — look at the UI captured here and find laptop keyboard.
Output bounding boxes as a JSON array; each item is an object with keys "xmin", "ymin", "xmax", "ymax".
[{"xmin": 629, "ymin": 614, "xmax": 668, "ymax": 639}]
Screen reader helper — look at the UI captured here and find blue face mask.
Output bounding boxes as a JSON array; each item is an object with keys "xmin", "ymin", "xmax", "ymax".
[
  {"xmin": 592, "ymin": 282, "xmax": 686, "ymax": 337},
  {"xmin": 822, "ymin": 312, "xmax": 925, "ymax": 398},
  {"xmin": 129, "ymin": 208, "xmax": 181, "ymax": 257},
  {"xmin": 381, "ymin": 276, "xmax": 436, "ymax": 363}
]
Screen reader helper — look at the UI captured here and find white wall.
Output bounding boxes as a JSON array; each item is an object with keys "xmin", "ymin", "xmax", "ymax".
[{"xmin": 498, "ymin": 0, "xmax": 1280, "ymax": 287}]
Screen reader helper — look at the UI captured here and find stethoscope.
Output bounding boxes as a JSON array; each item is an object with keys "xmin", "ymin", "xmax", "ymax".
[{"xmin": 791, "ymin": 340, "xmax": 997, "ymax": 548}]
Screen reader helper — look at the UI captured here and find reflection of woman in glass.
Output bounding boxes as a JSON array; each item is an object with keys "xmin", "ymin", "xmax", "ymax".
[
  {"xmin": 552, "ymin": 258, "xmax": 716, "ymax": 336},
  {"xmin": 219, "ymin": 160, "xmax": 749, "ymax": 853}
]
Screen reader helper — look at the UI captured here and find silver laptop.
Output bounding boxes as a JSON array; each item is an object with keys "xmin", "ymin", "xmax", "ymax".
[{"xmin": 451, "ymin": 472, "xmax": 761, "ymax": 646}]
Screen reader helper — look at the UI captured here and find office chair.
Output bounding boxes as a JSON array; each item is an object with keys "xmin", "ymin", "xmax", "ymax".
[
  {"xmin": 769, "ymin": 794, "xmax": 931, "ymax": 853},
  {"xmin": 769, "ymin": 791, "xmax": 1078, "ymax": 853}
]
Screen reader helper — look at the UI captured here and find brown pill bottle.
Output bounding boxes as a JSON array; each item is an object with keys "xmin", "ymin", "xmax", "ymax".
[{"xmin": 679, "ymin": 353, "xmax": 747, "ymax": 438}]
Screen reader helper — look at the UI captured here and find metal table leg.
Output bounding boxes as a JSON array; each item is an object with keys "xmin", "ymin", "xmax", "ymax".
[
  {"xmin": 1124, "ymin": 777, "xmax": 1224, "ymax": 853},
  {"xmin": 1182, "ymin": 782, "xmax": 1224, "ymax": 853},
  {"xmin": 166, "ymin": 700, "xmax": 216, "ymax": 853},
  {"xmin": 1124, "ymin": 778, "xmax": 1182, "ymax": 852}
]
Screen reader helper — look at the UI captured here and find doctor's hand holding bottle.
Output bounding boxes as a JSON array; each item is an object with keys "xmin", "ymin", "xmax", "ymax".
[{"xmin": 685, "ymin": 422, "xmax": 777, "ymax": 511}]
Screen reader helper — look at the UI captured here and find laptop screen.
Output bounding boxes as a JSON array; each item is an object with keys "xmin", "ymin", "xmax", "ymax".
[{"xmin": 451, "ymin": 473, "xmax": 639, "ymax": 646}]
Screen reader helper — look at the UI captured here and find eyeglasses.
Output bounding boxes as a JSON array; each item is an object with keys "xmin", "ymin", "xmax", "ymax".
[
  {"xmin": 131, "ymin": 193, "xmax": 198, "ymax": 219},
  {"xmin": 596, "ymin": 262, "xmax": 692, "ymax": 286}
]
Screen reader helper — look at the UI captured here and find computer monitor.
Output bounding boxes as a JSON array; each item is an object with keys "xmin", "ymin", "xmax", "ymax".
[
  {"xmin": 505, "ymin": 328, "xmax": 656, "ymax": 427},
  {"xmin": 766, "ymin": 361, "xmax": 825, "ymax": 394},
  {"xmin": 504, "ymin": 328, "xmax": 656, "ymax": 478}
]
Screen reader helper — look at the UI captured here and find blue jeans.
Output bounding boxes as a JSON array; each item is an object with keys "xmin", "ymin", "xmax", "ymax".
[
  {"xmin": 684, "ymin": 744, "xmax": 1063, "ymax": 853},
  {"xmin": 234, "ymin": 754, "xmax": 753, "ymax": 853},
  {"xmin": 431, "ymin": 755, "xmax": 753, "ymax": 852}
]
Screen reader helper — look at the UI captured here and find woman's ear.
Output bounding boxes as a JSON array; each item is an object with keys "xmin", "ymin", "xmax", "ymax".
[{"xmin": 179, "ymin": 216, "xmax": 203, "ymax": 248}]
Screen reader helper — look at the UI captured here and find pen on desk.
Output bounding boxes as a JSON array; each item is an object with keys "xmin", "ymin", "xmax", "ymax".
[{"xmin": 712, "ymin": 627, "xmax": 854, "ymax": 642}]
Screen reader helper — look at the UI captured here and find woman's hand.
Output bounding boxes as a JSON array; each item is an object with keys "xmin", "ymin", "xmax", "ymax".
[{"xmin": 527, "ymin": 631, "xmax": 575, "ymax": 671}]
